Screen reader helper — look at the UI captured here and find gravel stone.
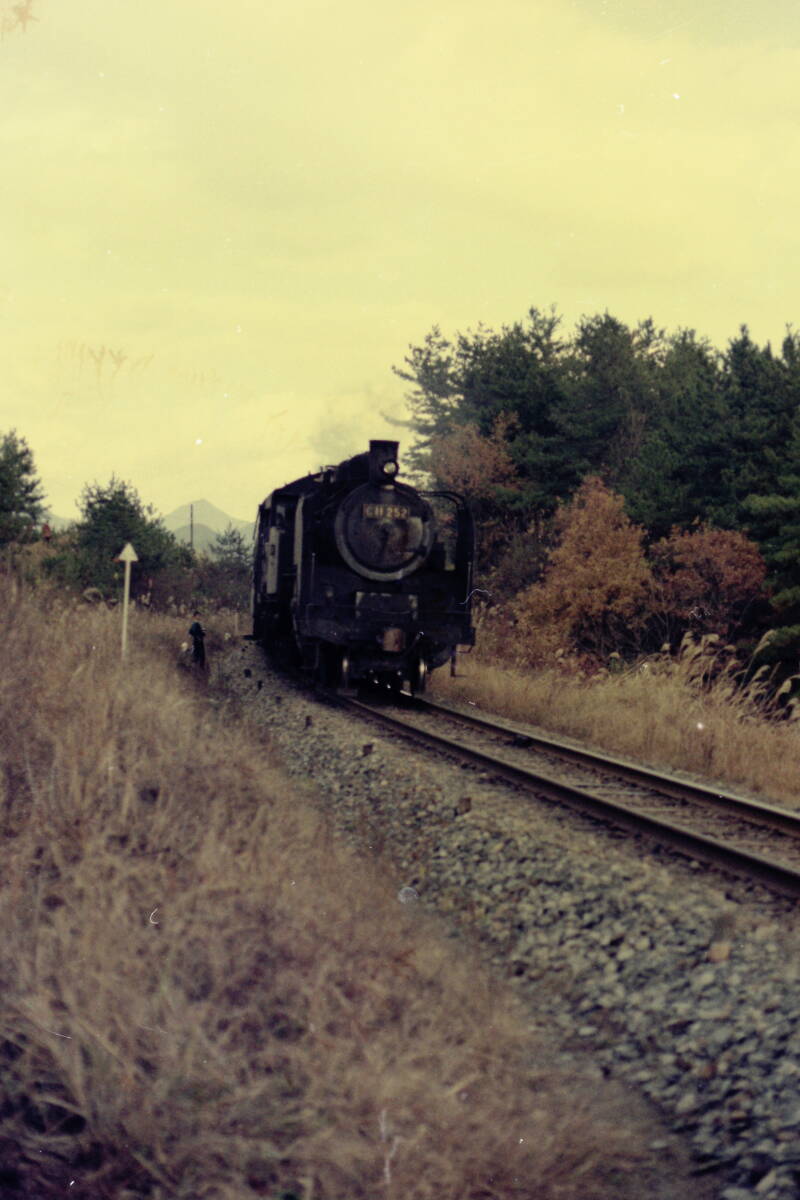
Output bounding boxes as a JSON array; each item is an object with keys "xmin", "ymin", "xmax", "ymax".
[{"xmin": 214, "ymin": 645, "xmax": 800, "ymax": 1200}]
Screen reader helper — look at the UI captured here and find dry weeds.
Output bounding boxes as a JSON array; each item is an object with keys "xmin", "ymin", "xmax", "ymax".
[
  {"xmin": 439, "ymin": 638, "xmax": 800, "ymax": 807},
  {"xmin": 0, "ymin": 577, "xmax": 641, "ymax": 1198}
]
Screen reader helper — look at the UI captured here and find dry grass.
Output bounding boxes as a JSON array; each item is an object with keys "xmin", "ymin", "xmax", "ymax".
[
  {"xmin": 439, "ymin": 638, "xmax": 800, "ymax": 807},
  {"xmin": 0, "ymin": 576, "xmax": 642, "ymax": 1199}
]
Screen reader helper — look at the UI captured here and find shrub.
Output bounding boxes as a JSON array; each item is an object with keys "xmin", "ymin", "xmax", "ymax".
[
  {"xmin": 513, "ymin": 477, "xmax": 651, "ymax": 666},
  {"xmin": 649, "ymin": 524, "xmax": 768, "ymax": 645}
]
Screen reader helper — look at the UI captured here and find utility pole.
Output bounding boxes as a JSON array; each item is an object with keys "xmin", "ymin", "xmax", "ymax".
[{"xmin": 190, "ymin": 502, "xmax": 194, "ymax": 551}]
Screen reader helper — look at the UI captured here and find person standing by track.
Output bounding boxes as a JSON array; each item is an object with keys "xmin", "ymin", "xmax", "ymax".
[{"xmin": 188, "ymin": 612, "xmax": 206, "ymax": 669}]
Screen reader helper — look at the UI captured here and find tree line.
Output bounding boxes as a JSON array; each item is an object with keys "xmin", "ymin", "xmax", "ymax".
[
  {"xmin": 5, "ymin": 300, "xmax": 800, "ymax": 673},
  {"xmin": 0, "ymin": 431, "xmax": 250, "ymax": 610},
  {"xmin": 393, "ymin": 306, "xmax": 800, "ymax": 672}
]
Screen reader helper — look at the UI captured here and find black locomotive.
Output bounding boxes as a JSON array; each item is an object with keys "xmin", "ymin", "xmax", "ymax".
[{"xmin": 252, "ymin": 439, "xmax": 475, "ymax": 691}]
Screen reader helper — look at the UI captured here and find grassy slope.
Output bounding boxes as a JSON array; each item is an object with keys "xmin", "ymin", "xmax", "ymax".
[
  {"xmin": 435, "ymin": 643, "xmax": 800, "ymax": 806},
  {"xmin": 0, "ymin": 579, "xmax": 641, "ymax": 1199}
]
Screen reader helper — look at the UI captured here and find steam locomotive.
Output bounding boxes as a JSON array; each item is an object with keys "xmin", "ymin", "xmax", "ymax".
[{"xmin": 252, "ymin": 440, "xmax": 475, "ymax": 691}]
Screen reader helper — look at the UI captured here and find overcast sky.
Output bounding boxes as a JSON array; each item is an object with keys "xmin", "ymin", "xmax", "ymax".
[{"xmin": 2, "ymin": 0, "xmax": 799, "ymax": 521}]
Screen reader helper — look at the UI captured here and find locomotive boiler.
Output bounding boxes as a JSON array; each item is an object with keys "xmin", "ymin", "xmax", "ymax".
[{"xmin": 252, "ymin": 440, "xmax": 475, "ymax": 691}]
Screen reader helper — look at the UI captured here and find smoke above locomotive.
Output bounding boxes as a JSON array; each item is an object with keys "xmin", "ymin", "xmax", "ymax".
[{"xmin": 252, "ymin": 440, "xmax": 475, "ymax": 692}]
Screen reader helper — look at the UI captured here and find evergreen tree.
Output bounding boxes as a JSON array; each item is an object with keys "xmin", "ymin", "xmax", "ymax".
[
  {"xmin": 396, "ymin": 304, "xmax": 800, "ymax": 667},
  {"xmin": 70, "ymin": 477, "xmax": 191, "ymax": 593},
  {"xmin": 741, "ymin": 403, "xmax": 800, "ymax": 664},
  {"xmin": 202, "ymin": 524, "xmax": 251, "ymax": 609},
  {"xmin": 391, "ymin": 325, "xmax": 462, "ymax": 476},
  {"xmin": 622, "ymin": 330, "xmax": 728, "ymax": 535},
  {"xmin": 553, "ymin": 314, "xmax": 665, "ymax": 491},
  {"xmin": 394, "ymin": 307, "xmax": 578, "ymax": 515},
  {"xmin": 0, "ymin": 430, "xmax": 46, "ymax": 544},
  {"xmin": 210, "ymin": 524, "xmax": 251, "ymax": 571},
  {"xmin": 713, "ymin": 326, "xmax": 796, "ymax": 528}
]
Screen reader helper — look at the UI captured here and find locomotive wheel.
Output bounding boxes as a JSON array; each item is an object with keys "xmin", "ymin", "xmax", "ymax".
[{"xmin": 409, "ymin": 656, "xmax": 428, "ymax": 695}]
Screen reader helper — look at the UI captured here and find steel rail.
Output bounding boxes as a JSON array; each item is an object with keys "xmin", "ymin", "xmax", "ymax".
[
  {"xmin": 336, "ymin": 694, "xmax": 800, "ymax": 900},
  {"xmin": 409, "ymin": 696, "xmax": 800, "ymax": 839}
]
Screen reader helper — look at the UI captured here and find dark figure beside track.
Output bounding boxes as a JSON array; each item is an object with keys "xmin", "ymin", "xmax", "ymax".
[{"xmin": 188, "ymin": 613, "xmax": 206, "ymax": 668}]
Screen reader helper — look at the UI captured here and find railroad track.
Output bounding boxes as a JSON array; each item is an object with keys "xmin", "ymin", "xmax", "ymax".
[{"xmin": 333, "ymin": 690, "xmax": 800, "ymax": 900}]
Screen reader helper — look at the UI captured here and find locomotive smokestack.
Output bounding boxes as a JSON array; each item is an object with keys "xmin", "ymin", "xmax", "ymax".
[{"xmin": 368, "ymin": 439, "xmax": 399, "ymax": 483}]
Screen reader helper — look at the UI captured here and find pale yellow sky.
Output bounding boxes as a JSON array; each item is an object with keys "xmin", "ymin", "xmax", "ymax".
[{"xmin": 2, "ymin": 0, "xmax": 799, "ymax": 521}]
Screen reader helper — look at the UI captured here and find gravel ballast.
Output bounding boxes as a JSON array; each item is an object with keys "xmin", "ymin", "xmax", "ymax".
[{"xmin": 215, "ymin": 643, "xmax": 800, "ymax": 1200}]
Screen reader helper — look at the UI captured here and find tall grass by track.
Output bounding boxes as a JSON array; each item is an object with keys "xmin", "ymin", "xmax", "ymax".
[
  {"xmin": 0, "ymin": 578, "xmax": 640, "ymax": 1199},
  {"xmin": 435, "ymin": 640, "xmax": 800, "ymax": 807}
]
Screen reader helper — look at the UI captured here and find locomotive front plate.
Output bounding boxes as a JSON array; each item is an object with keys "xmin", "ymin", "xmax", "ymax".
[
  {"xmin": 362, "ymin": 503, "xmax": 410, "ymax": 520},
  {"xmin": 334, "ymin": 482, "xmax": 436, "ymax": 580}
]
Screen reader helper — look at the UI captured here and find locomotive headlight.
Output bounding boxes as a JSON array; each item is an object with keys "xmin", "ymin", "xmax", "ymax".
[{"xmin": 382, "ymin": 460, "xmax": 399, "ymax": 478}]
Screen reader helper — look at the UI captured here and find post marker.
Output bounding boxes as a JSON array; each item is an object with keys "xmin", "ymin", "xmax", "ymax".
[{"xmin": 116, "ymin": 542, "xmax": 139, "ymax": 657}]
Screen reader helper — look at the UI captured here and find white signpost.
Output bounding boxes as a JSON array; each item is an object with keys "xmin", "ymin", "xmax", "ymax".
[{"xmin": 116, "ymin": 542, "xmax": 139, "ymax": 657}]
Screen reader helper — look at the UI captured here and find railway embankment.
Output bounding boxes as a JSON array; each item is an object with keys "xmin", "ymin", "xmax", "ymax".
[
  {"xmin": 432, "ymin": 652, "xmax": 800, "ymax": 809},
  {"xmin": 216, "ymin": 641, "xmax": 800, "ymax": 1200},
  {"xmin": 0, "ymin": 585, "xmax": 665, "ymax": 1200}
]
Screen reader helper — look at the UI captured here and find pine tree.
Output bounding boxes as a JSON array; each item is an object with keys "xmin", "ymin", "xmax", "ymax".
[
  {"xmin": 553, "ymin": 314, "xmax": 664, "ymax": 490},
  {"xmin": 202, "ymin": 525, "xmax": 251, "ymax": 609},
  {"xmin": 72, "ymin": 477, "xmax": 190, "ymax": 593},
  {"xmin": 0, "ymin": 430, "xmax": 46, "ymax": 544},
  {"xmin": 210, "ymin": 525, "xmax": 251, "ymax": 571},
  {"xmin": 622, "ymin": 330, "xmax": 728, "ymax": 534},
  {"xmin": 714, "ymin": 326, "xmax": 796, "ymax": 528}
]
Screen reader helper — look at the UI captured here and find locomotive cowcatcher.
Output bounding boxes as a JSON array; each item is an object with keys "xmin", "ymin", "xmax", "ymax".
[{"xmin": 252, "ymin": 439, "xmax": 475, "ymax": 691}]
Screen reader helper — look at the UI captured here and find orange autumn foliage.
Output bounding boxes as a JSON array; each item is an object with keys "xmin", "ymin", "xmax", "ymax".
[
  {"xmin": 513, "ymin": 477, "xmax": 651, "ymax": 664},
  {"xmin": 429, "ymin": 416, "xmax": 518, "ymax": 502},
  {"xmin": 650, "ymin": 525, "xmax": 768, "ymax": 639},
  {"xmin": 430, "ymin": 416, "xmax": 520, "ymax": 568}
]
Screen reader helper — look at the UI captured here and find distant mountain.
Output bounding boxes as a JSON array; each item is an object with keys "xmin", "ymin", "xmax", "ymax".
[
  {"xmin": 171, "ymin": 523, "xmax": 220, "ymax": 553},
  {"xmin": 40, "ymin": 503, "xmax": 255, "ymax": 548},
  {"xmin": 160, "ymin": 496, "xmax": 251, "ymax": 535}
]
